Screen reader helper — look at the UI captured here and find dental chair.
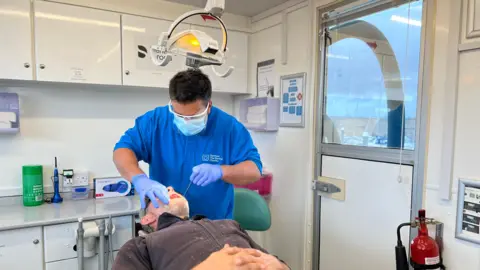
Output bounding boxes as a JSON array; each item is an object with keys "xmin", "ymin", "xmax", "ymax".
[{"xmin": 233, "ymin": 188, "xmax": 271, "ymax": 231}]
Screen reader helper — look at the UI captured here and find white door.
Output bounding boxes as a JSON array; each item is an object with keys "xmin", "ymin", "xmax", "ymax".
[
  {"xmin": 319, "ymin": 156, "xmax": 412, "ymax": 269},
  {"xmin": 122, "ymin": 15, "xmax": 189, "ymax": 88},
  {"xmin": 0, "ymin": 227, "xmax": 43, "ymax": 270},
  {"xmin": 0, "ymin": 0, "xmax": 33, "ymax": 80},
  {"xmin": 34, "ymin": 1, "xmax": 121, "ymax": 85},
  {"xmin": 313, "ymin": 1, "xmax": 425, "ymax": 270},
  {"xmin": 191, "ymin": 25, "xmax": 248, "ymax": 94}
]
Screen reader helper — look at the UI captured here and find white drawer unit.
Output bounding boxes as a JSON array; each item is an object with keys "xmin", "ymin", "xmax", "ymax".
[
  {"xmin": 0, "ymin": 227, "xmax": 43, "ymax": 270},
  {"xmin": 0, "ymin": 0, "xmax": 34, "ymax": 80},
  {"xmin": 34, "ymin": 1, "xmax": 122, "ymax": 85},
  {"xmin": 191, "ymin": 25, "xmax": 249, "ymax": 94},
  {"xmin": 46, "ymin": 255, "xmax": 99, "ymax": 270},
  {"xmin": 45, "ymin": 251, "xmax": 118, "ymax": 270},
  {"xmin": 121, "ymin": 14, "xmax": 190, "ymax": 88},
  {"xmin": 44, "ymin": 216, "xmax": 133, "ymax": 262}
]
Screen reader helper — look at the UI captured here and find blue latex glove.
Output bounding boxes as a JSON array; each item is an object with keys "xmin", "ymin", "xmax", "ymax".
[
  {"xmin": 131, "ymin": 174, "xmax": 169, "ymax": 209},
  {"xmin": 190, "ymin": 164, "xmax": 224, "ymax": 187}
]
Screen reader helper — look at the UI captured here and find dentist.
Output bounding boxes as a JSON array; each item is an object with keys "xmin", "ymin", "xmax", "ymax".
[{"xmin": 113, "ymin": 69, "xmax": 262, "ymax": 220}]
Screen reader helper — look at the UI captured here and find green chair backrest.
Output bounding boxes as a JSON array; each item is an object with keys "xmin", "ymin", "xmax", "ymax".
[{"xmin": 233, "ymin": 188, "xmax": 271, "ymax": 231}]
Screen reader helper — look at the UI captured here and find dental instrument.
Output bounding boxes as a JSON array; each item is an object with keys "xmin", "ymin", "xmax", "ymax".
[
  {"xmin": 184, "ymin": 181, "xmax": 192, "ymax": 196},
  {"xmin": 51, "ymin": 157, "xmax": 63, "ymax": 203},
  {"xmin": 77, "ymin": 218, "xmax": 84, "ymax": 270},
  {"xmin": 150, "ymin": 0, "xmax": 234, "ymax": 78},
  {"xmin": 107, "ymin": 215, "xmax": 114, "ymax": 269},
  {"xmin": 75, "ymin": 217, "xmax": 116, "ymax": 270},
  {"xmin": 98, "ymin": 219, "xmax": 106, "ymax": 270}
]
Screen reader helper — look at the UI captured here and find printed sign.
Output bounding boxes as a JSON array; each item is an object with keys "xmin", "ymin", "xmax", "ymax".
[
  {"xmin": 280, "ymin": 73, "xmax": 306, "ymax": 127},
  {"xmin": 257, "ymin": 59, "xmax": 275, "ymax": 97}
]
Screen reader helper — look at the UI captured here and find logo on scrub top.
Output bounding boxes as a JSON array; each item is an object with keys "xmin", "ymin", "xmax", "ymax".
[{"xmin": 202, "ymin": 154, "xmax": 223, "ymax": 163}]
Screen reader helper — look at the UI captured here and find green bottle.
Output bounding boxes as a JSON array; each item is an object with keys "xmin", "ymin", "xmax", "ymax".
[{"xmin": 23, "ymin": 165, "xmax": 44, "ymax": 206}]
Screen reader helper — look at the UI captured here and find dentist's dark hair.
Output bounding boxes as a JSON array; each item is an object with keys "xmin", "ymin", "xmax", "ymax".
[{"xmin": 169, "ymin": 68, "xmax": 212, "ymax": 104}]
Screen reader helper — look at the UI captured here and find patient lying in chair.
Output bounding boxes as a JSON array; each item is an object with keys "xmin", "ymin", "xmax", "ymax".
[{"xmin": 112, "ymin": 187, "xmax": 289, "ymax": 270}]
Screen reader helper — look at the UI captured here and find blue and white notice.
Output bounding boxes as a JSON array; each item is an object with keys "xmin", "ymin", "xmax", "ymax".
[{"xmin": 281, "ymin": 75, "xmax": 305, "ymax": 126}]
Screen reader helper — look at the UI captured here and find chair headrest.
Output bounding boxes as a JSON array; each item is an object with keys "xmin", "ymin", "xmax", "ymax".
[{"xmin": 233, "ymin": 188, "xmax": 271, "ymax": 231}]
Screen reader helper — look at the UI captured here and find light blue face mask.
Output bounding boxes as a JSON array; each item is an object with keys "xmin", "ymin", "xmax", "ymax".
[
  {"xmin": 173, "ymin": 114, "xmax": 208, "ymax": 136},
  {"xmin": 169, "ymin": 101, "xmax": 209, "ymax": 136}
]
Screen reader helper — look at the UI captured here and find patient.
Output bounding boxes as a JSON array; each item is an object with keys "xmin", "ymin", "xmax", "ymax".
[{"xmin": 112, "ymin": 187, "xmax": 289, "ymax": 270}]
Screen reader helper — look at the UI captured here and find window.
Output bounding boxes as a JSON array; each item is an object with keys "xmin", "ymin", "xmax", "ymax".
[{"xmin": 321, "ymin": 1, "xmax": 423, "ymax": 150}]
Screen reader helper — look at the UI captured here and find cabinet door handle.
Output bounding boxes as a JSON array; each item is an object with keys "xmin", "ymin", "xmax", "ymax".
[
  {"xmin": 24, "ymin": 63, "xmax": 30, "ymax": 68},
  {"xmin": 33, "ymin": 239, "xmax": 39, "ymax": 245},
  {"xmin": 39, "ymin": 64, "xmax": 46, "ymax": 69},
  {"xmin": 125, "ymin": 70, "xmax": 130, "ymax": 75}
]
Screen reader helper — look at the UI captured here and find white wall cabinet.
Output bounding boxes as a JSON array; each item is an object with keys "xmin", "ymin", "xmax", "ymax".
[
  {"xmin": 34, "ymin": 1, "xmax": 122, "ymax": 85},
  {"xmin": 463, "ymin": 0, "xmax": 480, "ymax": 43},
  {"xmin": 0, "ymin": 0, "xmax": 33, "ymax": 80},
  {"xmin": 0, "ymin": 0, "xmax": 248, "ymax": 93},
  {"xmin": 0, "ymin": 227, "xmax": 43, "ymax": 270},
  {"xmin": 191, "ymin": 26, "xmax": 249, "ymax": 94},
  {"xmin": 122, "ymin": 15, "xmax": 189, "ymax": 88}
]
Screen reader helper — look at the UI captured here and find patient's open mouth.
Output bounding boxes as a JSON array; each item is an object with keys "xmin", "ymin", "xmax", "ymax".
[{"xmin": 170, "ymin": 194, "xmax": 181, "ymax": 199}]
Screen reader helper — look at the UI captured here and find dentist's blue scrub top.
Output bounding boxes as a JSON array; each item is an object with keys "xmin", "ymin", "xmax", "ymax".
[{"xmin": 114, "ymin": 106, "xmax": 262, "ymax": 220}]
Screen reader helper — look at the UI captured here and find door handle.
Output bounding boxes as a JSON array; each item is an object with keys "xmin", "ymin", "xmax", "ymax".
[{"xmin": 312, "ymin": 180, "xmax": 341, "ymax": 194}]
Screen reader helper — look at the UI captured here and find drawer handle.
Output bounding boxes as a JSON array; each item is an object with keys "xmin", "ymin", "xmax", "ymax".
[
  {"xmin": 33, "ymin": 239, "xmax": 39, "ymax": 245},
  {"xmin": 24, "ymin": 63, "xmax": 30, "ymax": 68},
  {"xmin": 39, "ymin": 64, "xmax": 46, "ymax": 69}
]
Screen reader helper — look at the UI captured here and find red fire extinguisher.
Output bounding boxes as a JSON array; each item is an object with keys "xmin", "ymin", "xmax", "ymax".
[{"xmin": 395, "ymin": 209, "xmax": 445, "ymax": 270}]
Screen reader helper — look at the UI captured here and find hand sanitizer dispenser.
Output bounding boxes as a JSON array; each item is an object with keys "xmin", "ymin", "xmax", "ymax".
[{"xmin": 0, "ymin": 93, "xmax": 20, "ymax": 134}]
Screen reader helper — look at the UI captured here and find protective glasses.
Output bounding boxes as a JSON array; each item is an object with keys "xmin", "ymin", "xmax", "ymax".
[{"xmin": 168, "ymin": 101, "xmax": 209, "ymax": 120}]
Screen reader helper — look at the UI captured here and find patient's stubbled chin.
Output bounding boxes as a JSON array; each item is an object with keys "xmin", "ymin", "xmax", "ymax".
[{"xmin": 167, "ymin": 198, "xmax": 189, "ymax": 218}]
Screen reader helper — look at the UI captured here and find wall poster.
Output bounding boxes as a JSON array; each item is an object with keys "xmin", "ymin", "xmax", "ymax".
[{"xmin": 279, "ymin": 72, "xmax": 306, "ymax": 128}]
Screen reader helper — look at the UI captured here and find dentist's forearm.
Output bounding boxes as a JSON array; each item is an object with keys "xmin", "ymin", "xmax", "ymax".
[
  {"xmin": 221, "ymin": 161, "xmax": 261, "ymax": 185},
  {"xmin": 113, "ymin": 148, "xmax": 145, "ymax": 181}
]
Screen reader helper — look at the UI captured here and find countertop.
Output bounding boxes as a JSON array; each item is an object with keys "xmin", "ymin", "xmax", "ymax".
[{"xmin": 0, "ymin": 195, "xmax": 141, "ymax": 231}]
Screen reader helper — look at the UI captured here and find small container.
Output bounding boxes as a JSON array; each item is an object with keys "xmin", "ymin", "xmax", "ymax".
[
  {"xmin": 72, "ymin": 186, "xmax": 89, "ymax": 200},
  {"xmin": 22, "ymin": 165, "xmax": 44, "ymax": 206},
  {"xmin": 234, "ymin": 171, "xmax": 273, "ymax": 201}
]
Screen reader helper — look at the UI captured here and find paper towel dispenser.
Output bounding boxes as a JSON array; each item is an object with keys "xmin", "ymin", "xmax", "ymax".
[
  {"xmin": 239, "ymin": 97, "xmax": 280, "ymax": 132},
  {"xmin": 0, "ymin": 93, "xmax": 20, "ymax": 134}
]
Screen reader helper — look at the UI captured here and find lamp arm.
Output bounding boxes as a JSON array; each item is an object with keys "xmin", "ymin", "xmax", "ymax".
[{"xmin": 166, "ymin": 10, "xmax": 228, "ymax": 53}]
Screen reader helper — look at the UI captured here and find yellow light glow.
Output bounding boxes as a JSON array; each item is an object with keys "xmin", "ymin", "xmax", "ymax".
[
  {"xmin": 174, "ymin": 34, "xmax": 202, "ymax": 54},
  {"xmin": 191, "ymin": 40, "xmax": 200, "ymax": 46}
]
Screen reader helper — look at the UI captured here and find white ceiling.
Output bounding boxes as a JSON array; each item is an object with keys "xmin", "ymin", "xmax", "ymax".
[{"xmin": 162, "ymin": 0, "xmax": 292, "ymax": 17}]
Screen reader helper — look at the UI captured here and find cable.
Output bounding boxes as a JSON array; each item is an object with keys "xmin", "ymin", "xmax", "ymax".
[{"xmin": 397, "ymin": 222, "xmax": 412, "ymax": 246}]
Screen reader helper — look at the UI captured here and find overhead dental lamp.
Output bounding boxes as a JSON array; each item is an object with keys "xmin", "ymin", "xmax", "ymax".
[{"xmin": 150, "ymin": 0, "xmax": 234, "ymax": 78}]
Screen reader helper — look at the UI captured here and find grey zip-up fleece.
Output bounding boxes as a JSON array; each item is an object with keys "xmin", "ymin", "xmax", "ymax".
[{"xmin": 112, "ymin": 213, "xmax": 287, "ymax": 270}]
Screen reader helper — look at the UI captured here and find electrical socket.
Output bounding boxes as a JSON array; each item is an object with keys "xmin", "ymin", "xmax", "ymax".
[
  {"xmin": 63, "ymin": 175, "xmax": 73, "ymax": 188},
  {"xmin": 73, "ymin": 171, "xmax": 89, "ymax": 187}
]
